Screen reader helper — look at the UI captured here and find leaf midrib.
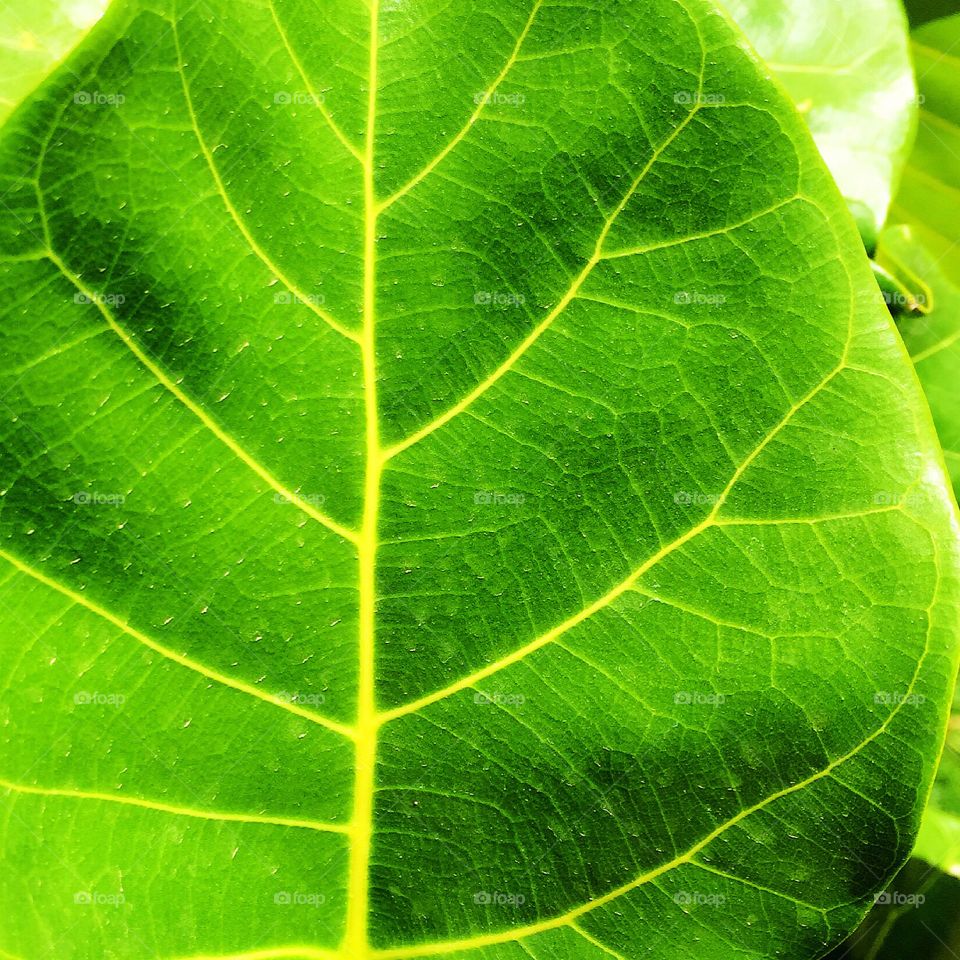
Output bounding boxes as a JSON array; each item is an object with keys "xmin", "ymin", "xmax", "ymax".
[{"xmin": 345, "ymin": 0, "xmax": 383, "ymax": 952}]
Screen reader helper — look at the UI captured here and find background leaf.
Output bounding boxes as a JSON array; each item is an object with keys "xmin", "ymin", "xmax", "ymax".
[
  {"xmin": 877, "ymin": 227, "xmax": 960, "ymax": 493},
  {"xmin": 904, "ymin": 0, "xmax": 960, "ymax": 29},
  {"xmin": 890, "ymin": 13, "xmax": 960, "ymax": 278},
  {"xmin": 0, "ymin": 0, "xmax": 108, "ymax": 124},
  {"xmin": 828, "ymin": 12, "xmax": 960, "ymax": 957},
  {"xmin": 824, "ymin": 860, "xmax": 960, "ymax": 959},
  {"xmin": 727, "ymin": 0, "xmax": 918, "ymax": 246}
]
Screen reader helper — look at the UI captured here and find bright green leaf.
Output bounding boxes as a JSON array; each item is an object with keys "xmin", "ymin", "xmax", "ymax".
[
  {"xmin": 727, "ymin": 0, "xmax": 918, "ymax": 245},
  {"xmin": 0, "ymin": 0, "xmax": 108, "ymax": 124},
  {"xmin": 1, "ymin": 2, "xmax": 959, "ymax": 959}
]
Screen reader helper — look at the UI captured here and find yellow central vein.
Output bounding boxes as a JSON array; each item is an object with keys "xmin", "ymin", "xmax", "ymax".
[
  {"xmin": 344, "ymin": 1, "xmax": 382, "ymax": 955},
  {"xmin": 0, "ymin": 778, "xmax": 348, "ymax": 835},
  {"xmin": 170, "ymin": 11, "xmax": 361, "ymax": 344},
  {"xmin": 381, "ymin": 100, "xmax": 705, "ymax": 463},
  {"xmin": 45, "ymin": 248, "xmax": 358, "ymax": 545},
  {"xmin": 0, "ymin": 547, "xmax": 355, "ymax": 740},
  {"xmin": 377, "ymin": 359, "xmax": 846, "ymax": 726}
]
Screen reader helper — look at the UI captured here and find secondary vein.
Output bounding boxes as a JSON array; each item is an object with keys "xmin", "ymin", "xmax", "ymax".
[
  {"xmin": 370, "ymin": 532, "xmax": 942, "ymax": 958},
  {"xmin": 377, "ymin": 359, "xmax": 847, "ymax": 726},
  {"xmin": 380, "ymin": 96, "xmax": 706, "ymax": 463},
  {"xmin": 46, "ymin": 248, "xmax": 359, "ymax": 545},
  {"xmin": 0, "ymin": 547, "xmax": 355, "ymax": 740},
  {"xmin": 171, "ymin": 9, "xmax": 361, "ymax": 344},
  {"xmin": 377, "ymin": 0, "xmax": 543, "ymax": 212},
  {"xmin": 0, "ymin": 778, "xmax": 349, "ymax": 835}
]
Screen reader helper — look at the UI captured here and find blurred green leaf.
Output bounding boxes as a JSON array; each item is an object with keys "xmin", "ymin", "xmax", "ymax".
[
  {"xmin": 904, "ymin": 0, "xmax": 960, "ymax": 29},
  {"xmin": 0, "ymin": 0, "xmax": 108, "ymax": 124},
  {"xmin": 824, "ymin": 860, "xmax": 960, "ymax": 960},
  {"xmin": 891, "ymin": 13, "xmax": 960, "ymax": 279},
  {"xmin": 877, "ymin": 227, "xmax": 960, "ymax": 493},
  {"xmin": 862, "ymin": 22, "xmax": 960, "ymax": 952}
]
